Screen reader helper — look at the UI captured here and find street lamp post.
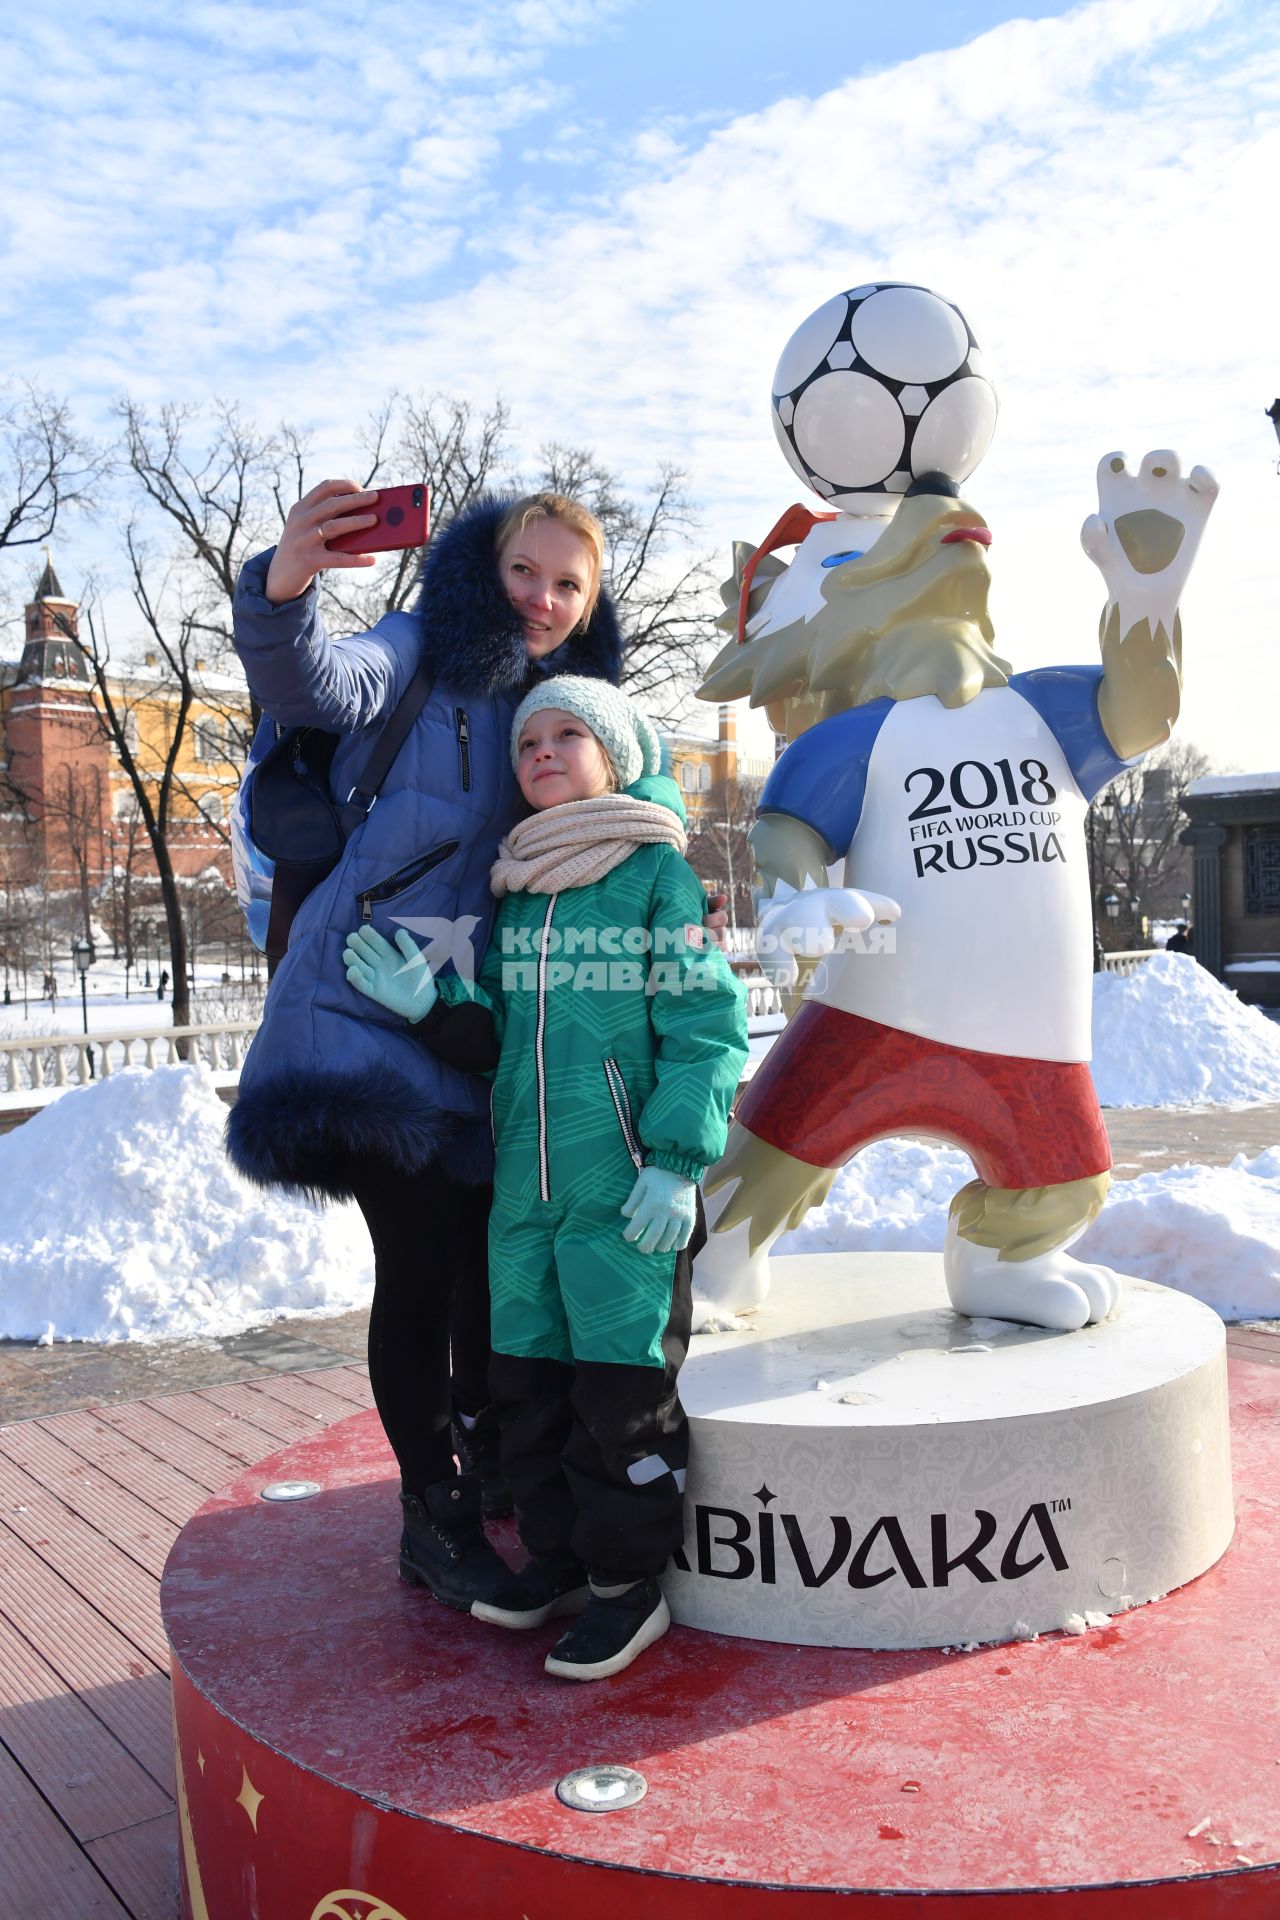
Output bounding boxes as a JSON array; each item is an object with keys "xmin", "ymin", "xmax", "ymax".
[{"xmin": 72, "ymin": 936, "xmax": 95, "ymax": 1080}]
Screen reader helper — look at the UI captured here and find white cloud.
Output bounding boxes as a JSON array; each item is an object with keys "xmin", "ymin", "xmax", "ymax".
[{"xmin": 4, "ymin": 0, "xmax": 1278, "ymax": 768}]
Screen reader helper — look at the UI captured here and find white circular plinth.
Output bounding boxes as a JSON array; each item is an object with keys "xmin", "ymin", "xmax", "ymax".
[{"xmin": 667, "ymin": 1253, "xmax": 1234, "ymax": 1650}]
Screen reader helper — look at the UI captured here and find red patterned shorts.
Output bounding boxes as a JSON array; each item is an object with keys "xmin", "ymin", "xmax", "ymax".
[{"xmin": 736, "ymin": 1002, "xmax": 1111, "ymax": 1191}]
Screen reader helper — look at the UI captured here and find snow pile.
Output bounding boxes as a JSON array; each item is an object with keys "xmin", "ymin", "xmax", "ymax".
[
  {"xmin": 1075, "ymin": 1149, "xmax": 1280, "ymax": 1320},
  {"xmin": 776, "ymin": 1138, "xmax": 974, "ymax": 1255},
  {"xmin": 777, "ymin": 1139, "xmax": 1280, "ymax": 1320},
  {"xmin": 0, "ymin": 1066, "xmax": 372, "ymax": 1343},
  {"xmin": 1090, "ymin": 952, "xmax": 1280, "ymax": 1108}
]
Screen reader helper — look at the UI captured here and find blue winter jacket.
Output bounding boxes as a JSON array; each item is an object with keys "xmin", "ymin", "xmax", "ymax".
[{"xmin": 225, "ymin": 496, "xmax": 624, "ymax": 1199}]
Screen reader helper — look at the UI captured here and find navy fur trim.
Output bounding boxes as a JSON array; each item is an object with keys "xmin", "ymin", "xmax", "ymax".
[
  {"xmin": 226, "ymin": 1062, "xmax": 459, "ymax": 1201},
  {"xmin": 415, "ymin": 494, "xmax": 623, "ymax": 695}
]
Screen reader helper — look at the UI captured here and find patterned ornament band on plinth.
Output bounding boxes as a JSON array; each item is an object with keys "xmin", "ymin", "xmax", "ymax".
[{"xmin": 666, "ymin": 1252, "xmax": 1233, "ymax": 1650}]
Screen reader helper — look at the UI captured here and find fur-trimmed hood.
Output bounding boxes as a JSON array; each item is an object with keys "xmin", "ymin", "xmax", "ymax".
[{"xmin": 414, "ymin": 493, "xmax": 624, "ymax": 697}]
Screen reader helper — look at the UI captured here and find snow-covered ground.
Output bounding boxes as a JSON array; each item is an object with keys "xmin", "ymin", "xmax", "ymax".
[
  {"xmin": 0, "ymin": 951, "xmax": 265, "ymax": 1042},
  {"xmin": 1, "ymin": 951, "xmax": 1278, "ymax": 1345}
]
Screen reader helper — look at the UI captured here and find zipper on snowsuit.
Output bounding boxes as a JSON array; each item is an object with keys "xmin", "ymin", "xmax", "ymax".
[
  {"xmin": 603, "ymin": 1058, "xmax": 645, "ymax": 1172},
  {"xmin": 535, "ymin": 893, "xmax": 557, "ymax": 1201},
  {"xmin": 455, "ymin": 708, "xmax": 471, "ymax": 791},
  {"xmin": 356, "ymin": 841, "xmax": 459, "ymax": 921}
]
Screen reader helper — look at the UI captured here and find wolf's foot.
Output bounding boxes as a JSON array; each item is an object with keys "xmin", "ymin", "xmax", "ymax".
[
  {"xmin": 944, "ymin": 1218, "xmax": 1123, "ymax": 1332},
  {"xmin": 693, "ymin": 1183, "xmax": 778, "ymax": 1317}
]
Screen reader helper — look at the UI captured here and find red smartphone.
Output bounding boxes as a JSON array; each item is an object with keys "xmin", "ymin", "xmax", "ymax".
[{"xmin": 326, "ymin": 483, "xmax": 430, "ymax": 554}]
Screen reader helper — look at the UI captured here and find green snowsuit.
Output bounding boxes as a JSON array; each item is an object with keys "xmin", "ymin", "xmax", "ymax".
[{"xmin": 422, "ymin": 831, "xmax": 748, "ymax": 1580}]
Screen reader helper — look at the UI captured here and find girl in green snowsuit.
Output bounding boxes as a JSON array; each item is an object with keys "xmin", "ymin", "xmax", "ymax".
[{"xmin": 344, "ymin": 677, "xmax": 748, "ymax": 1680}]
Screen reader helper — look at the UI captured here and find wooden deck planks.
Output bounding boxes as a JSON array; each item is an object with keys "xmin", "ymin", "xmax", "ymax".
[
  {"xmin": 107, "ymin": 1391, "xmax": 290, "ymax": 1472},
  {"xmin": 0, "ymin": 1363, "xmax": 374, "ymax": 1918},
  {"xmin": 87, "ymin": 1399, "xmax": 255, "ymax": 1493},
  {"xmin": 0, "ymin": 1530, "xmax": 175, "ymax": 1785},
  {"xmin": 239, "ymin": 1364, "xmax": 374, "ymax": 1423},
  {"xmin": 0, "ymin": 1738, "xmax": 135, "ymax": 1919},
  {"xmin": 194, "ymin": 1377, "xmax": 334, "ymax": 1447},
  {"xmin": 302, "ymin": 1361, "xmax": 377, "ymax": 1407},
  {"xmin": 30, "ymin": 1407, "xmax": 212, "ymax": 1528},
  {"xmin": 0, "ymin": 1614, "xmax": 171, "ymax": 1841},
  {"xmin": 0, "ymin": 1456, "xmax": 172, "ymax": 1669},
  {"xmin": 0, "ymin": 1422, "xmax": 181, "ymax": 1580},
  {"xmin": 85, "ymin": 1811, "xmax": 181, "ymax": 1920}
]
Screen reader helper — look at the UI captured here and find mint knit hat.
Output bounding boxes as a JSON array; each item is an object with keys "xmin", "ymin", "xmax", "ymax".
[{"xmin": 510, "ymin": 676, "xmax": 662, "ymax": 789}]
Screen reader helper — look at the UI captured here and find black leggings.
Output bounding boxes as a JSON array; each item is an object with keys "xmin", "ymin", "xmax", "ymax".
[{"xmin": 349, "ymin": 1161, "xmax": 493, "ymax": 1495}]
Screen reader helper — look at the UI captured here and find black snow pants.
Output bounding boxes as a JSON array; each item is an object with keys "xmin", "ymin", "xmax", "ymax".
[{"xmin": 488, "ymin": 1207, "xmax": 701, "ymax": 1584}]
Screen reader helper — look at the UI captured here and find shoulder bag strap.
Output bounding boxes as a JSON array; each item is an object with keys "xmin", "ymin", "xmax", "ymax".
[{"xmin": 342, "ymin": 654, "xmax": 436, "ymax": 820}]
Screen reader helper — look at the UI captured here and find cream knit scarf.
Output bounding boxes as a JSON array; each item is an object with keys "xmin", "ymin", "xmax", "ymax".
[{"xmin": 490, "ymin": 795, "xmax": 687, "ymax": 896}]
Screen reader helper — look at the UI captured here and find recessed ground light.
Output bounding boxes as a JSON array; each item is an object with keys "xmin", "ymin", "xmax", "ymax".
[{"xmin": 556, "ymin": 1765, "xmax": 648, "ymax": 1813}]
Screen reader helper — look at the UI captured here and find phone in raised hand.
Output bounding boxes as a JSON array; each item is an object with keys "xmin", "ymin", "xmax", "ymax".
[{"xmin": 326, "ymin": 484, "xmax": 430, "ymax": 554}]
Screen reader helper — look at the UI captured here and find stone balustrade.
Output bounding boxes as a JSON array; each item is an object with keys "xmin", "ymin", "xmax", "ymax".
[{"xmin": 0, "ymin": 1020, "xmax": 260, "ymax": 1102}]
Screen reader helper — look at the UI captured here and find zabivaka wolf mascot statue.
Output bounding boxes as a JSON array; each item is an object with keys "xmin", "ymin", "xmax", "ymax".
[{"xmin": 693, "ymin": 285, "xmax": 1217, "ymax": 1335}]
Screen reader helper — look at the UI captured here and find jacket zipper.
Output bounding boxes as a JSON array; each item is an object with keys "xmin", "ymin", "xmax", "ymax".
[
  {"xmin": 455, "ymin": 708, "xmax": 471, "ymax": 791},
  {"xmin": 356, "ymin": 840, "xmax": 459, "ymax": 921},
  {"xmin": 535, "ymin": 893, "xmax": 557, "ymax": 1202},
  {"xmin": 603, "ymin": 1058, "xmax": 645, "ymax": 1171}
]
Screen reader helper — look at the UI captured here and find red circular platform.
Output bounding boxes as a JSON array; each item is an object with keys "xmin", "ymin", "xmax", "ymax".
[{"xmin": 162, "ymin": 1352, "xmax": 1280, "ymax": 1918}]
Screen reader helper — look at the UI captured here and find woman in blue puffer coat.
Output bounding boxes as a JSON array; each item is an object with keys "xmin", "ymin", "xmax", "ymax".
[{"xmin": 226, "ymin": 478, "xmax": 628, "ymax": 1610}]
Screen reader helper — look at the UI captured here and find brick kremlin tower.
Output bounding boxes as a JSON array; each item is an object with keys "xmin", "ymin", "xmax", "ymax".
[{"xmin": 2, "ymin": 558, "xmax": 110, "ymax": 891}]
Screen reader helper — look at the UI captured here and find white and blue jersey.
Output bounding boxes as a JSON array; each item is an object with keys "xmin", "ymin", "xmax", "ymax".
[{"xmin": 760, "ymin": 668, "xmax": 1132, "ymax": 1063}]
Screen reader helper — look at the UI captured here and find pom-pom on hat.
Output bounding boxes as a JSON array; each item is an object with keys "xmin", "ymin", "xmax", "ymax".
[{"xmin": 510, "ymin": 676, "xmax": 662, "ymax": 790}]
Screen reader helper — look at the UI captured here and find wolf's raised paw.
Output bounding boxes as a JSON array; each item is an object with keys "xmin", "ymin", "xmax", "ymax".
[{"xmin": 1080, "ymin": 449, "xmax": 1218, "ymax": 612}]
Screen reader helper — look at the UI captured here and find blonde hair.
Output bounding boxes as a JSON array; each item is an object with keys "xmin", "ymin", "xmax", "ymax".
[{"xmin": 496, "ymin": 492, "xmax": 605, "ymax": 625}]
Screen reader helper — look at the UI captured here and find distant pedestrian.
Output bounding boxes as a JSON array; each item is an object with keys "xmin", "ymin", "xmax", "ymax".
[
  {"xmin": 157, "ymin": 967, "xmax": 169, "ymax": 1001},
  {"xmin": 1165, "ymin": 922, "xmax": 1194, "ymax": 956},
  {"xmin": 42, "ymin": 972, "xmax": 56, "ymax": 1003}
]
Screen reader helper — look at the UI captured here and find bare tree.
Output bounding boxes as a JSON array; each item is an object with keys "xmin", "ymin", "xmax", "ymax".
[
  {"xmin": 0, "ymin": 816, "xmax": 41, "ymax": 1008},
  {"xmin": 314, "ymin": 396, "xmax": 720, "ymax": 711},
  {"xmin": 685, "ymin": 774, "xmax": 763, "ymax": 930},
  {"xmin": 106, "ymin": 797, "xmax": 149, "ymax": 979},
  {"xmin": 116, "ymin": 397, "xmax": 289, "ymax": 607},
  {"xmin": 52, "ymin": 761, "xmax": 107, "ymax": 942},
  {"xmin": 1088, "ymin": 738, "xmax": 1211, "ymax": 948},
  {"xmin": 537, "ymin": 444, "xmax": 718, "ymax": 718},
  {"xmin": 69, "ymin": 538, "xmax": 211, "ymax": 1029},
  {"xmin": 0, "ymin": 381, "xmax": 103, "ymax": 558},
  {"xmin": 317, "ymin": 392, "xmax": 514, "ymax": 634}
]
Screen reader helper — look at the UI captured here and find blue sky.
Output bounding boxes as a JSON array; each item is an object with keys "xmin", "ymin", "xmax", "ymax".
[{"xmin": 2, "ymin": 0, "xmax": 1278, "ymax": 768}]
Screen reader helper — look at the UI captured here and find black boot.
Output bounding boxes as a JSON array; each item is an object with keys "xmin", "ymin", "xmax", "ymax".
[
  {"xmin": 451, "ymin": 1405, "xmax": 513, "ymax": 1519},
  {"xmin": 471, "ymin": 1553, "xmax": 589, "ymax": 1630},
  {"xmin": 398, "ymin": 1475, "xmax": 514, "ymax": 1611}
]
